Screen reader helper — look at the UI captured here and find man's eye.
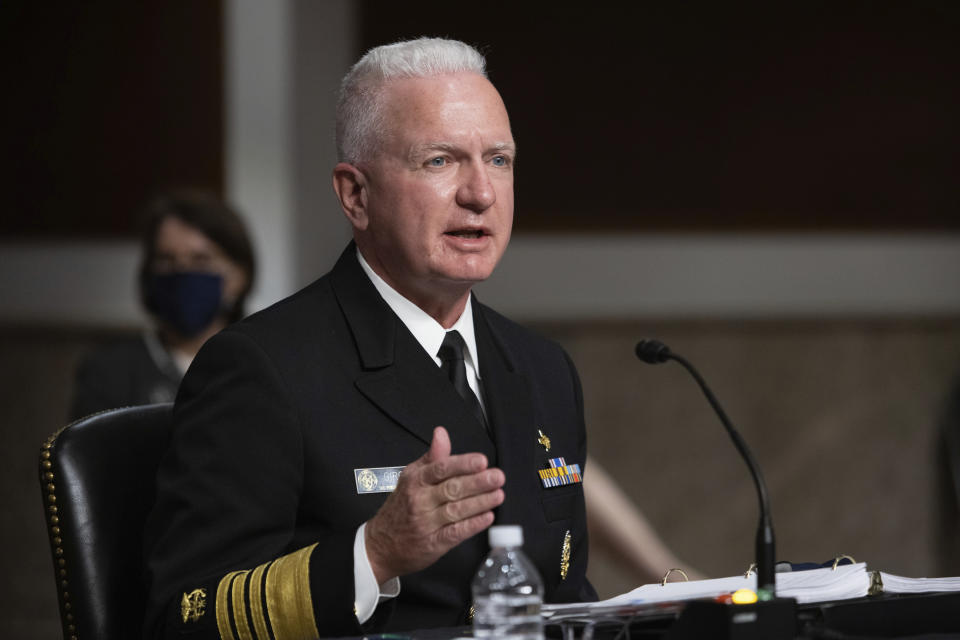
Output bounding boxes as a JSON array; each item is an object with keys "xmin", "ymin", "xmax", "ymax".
[
  {"xmin": 428, "ymin": 157, "xmax": 447, "ymax": 167},
  {"xmin": 491, "ymin": 155, "xmax": 509, "ymax": 167}
]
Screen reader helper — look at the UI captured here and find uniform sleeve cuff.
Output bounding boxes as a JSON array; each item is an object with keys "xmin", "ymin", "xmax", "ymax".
[
  {"xmin": 353, "ymin": 522, "xmax": 401, "ymax": 624},
  {"xmin": 214, "ymin": 543, "xmax": 320, "ymax": 640}
]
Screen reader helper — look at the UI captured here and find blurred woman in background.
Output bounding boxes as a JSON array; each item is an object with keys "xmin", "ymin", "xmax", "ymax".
[{"xmin": 70, "ymin": 191, "xmax": 255, "ymax": 420}]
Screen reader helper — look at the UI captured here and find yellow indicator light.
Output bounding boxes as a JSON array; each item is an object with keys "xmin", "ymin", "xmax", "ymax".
[{"xmin": 731, "ymin": 588, "xmax": 758, "ymax": 605}]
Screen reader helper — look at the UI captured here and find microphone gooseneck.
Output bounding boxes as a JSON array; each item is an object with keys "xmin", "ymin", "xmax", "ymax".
[{"xmin": 635, "ymin": 339, "xmax": 776, "ymax": 598}]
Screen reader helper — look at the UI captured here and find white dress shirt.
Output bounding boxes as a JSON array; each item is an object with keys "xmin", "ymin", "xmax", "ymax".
[{"xmin": 351, "ymin": 249, "xmax": 486, "ymax": 623}]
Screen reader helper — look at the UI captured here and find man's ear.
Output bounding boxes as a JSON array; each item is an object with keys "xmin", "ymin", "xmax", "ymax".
[{"xmin": 332, "ymin": 162, "xmax": 369, "ymax": 231}]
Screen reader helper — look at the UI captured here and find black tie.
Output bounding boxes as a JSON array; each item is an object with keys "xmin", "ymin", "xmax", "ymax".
[{"xmin": 437, "ymin": 330, "xmax": 488, "ymax": 430}]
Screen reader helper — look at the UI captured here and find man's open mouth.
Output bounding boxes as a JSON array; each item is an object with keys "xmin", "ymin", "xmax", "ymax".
[{"xmin": 445, "ymin": 229, "xmax": 485, "ymax": 239}]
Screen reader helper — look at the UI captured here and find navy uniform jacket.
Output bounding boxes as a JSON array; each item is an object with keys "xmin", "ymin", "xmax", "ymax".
[{"xmin": 143, "ymin": 245, "xmax": 596, "ymax": 638}]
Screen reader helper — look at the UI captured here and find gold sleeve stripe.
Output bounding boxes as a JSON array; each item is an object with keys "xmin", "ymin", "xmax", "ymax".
[
  {"xmin": 216, "ymin": 570, "xmax": 246, "ymax": 640},
  {"xmin": 231, "ymin": 569, "xmax": 255, "ymax": 640},
  {"xmin": 213, "ymin": 544, "xmax": 319, "ymax": 640},
  {"xmin": 265, "ymin": 543, "xmax": 320, "ymax": 640},
  {"xmin": 248, "ymin": 560, "xmax": 273, "ymax": 640}
]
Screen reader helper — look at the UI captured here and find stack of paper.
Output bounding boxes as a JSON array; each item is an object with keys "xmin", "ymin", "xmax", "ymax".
[
  {"xmin": 778, "ymin": 563, "xmax": 871, "ymax": 603},
  {"xmin": 543, "ymin": 563, "xmax": 872, "ymax": 617},
  {"xmin": 878, "ymin": 572, "xmax": 960, "ymax": 594}
]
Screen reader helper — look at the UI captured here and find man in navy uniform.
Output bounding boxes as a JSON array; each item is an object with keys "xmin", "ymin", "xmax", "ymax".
[{"xmin": 144, "ymin": 37, "xmax": 595, "ymax": 639}]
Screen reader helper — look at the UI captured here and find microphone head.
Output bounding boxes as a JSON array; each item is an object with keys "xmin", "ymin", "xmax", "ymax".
[{"xmin": 635, "ymin": 339, "xmax": 671, "ymax": 364}]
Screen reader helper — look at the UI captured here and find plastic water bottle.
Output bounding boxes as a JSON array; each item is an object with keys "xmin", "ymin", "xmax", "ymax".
[{"xmin": 472, "ymin": 525, "xmax": 544, "ymax": 640}]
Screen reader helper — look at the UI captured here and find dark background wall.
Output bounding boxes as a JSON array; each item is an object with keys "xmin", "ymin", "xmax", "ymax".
[
  {"xmin": 360, "ymin": 1, "xmax": 958, "ymax": 232},
  {"xmin": 3, "ymin": 1, "xmax": 957, "ymax": 240},
  {"xmin": 0, "ymin": 2, "xmax": 223, "ymax": 238}
]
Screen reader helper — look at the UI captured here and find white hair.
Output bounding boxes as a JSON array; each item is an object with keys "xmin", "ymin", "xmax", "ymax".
[{"xmin": 335, "ymin": 38, "xmax": 488, "ymax": 164}]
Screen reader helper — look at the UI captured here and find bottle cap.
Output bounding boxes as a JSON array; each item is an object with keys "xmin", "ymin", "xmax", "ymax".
[{"xmin": 489, "ymin": 525, "xmax": 523, "ymax": 548}]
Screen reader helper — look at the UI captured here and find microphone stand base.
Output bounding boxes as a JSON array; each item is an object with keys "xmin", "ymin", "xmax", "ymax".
[{"xmin": 665, "ymin": 598, "xmax": 797, "ymax": 640}]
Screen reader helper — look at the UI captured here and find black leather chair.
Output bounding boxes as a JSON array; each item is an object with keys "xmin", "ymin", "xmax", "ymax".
[{"xmin": 39, "ymin": 404, "xmax": 173, "ymax": 640}]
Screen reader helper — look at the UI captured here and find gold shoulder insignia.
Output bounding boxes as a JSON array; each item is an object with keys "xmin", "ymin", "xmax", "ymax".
[
  {"xmin": 560, "ymin": 530, "xmax": 571, "ymax": 580},
  {"xmin": 181, "ymin": 588, "xmax": 207, "ymax": 623}
]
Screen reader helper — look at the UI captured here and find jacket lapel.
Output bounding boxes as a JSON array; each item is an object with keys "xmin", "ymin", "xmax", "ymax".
[
  {"xmin": 329, "ymin": 245, "xmax": 495, "ymax": 458},
  {"xmin": 473, "ymin": 298, "xmax": 538, "ymax": 525}
]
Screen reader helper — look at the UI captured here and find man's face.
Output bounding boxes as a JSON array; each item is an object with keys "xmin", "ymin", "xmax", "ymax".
[{"xmin": 354, "ymin": 72, "xmax": 515, "ymax": 306}]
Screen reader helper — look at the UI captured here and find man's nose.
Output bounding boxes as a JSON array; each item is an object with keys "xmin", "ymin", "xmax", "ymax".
[{"xmin": 455, "ymin": 162, "xmax": 496, "ymax": 213}]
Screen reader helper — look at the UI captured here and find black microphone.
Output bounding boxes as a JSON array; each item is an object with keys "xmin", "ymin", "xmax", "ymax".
[{"xmin": 635, "ymin": 339, "xmax": 776, "ymax": 598}]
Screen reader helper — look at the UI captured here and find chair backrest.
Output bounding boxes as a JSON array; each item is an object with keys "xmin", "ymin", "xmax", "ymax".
[{"xmin": 40, "ymin": 403, "xmax": 173, "ymax": 640}]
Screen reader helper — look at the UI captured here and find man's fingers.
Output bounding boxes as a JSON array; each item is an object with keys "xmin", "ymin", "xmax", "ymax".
[
  {"xmin": 421, "ymin": 451, "xmax": 489, "ymax": 485},
  {"xmin": 439, "ymin": 488, "xmax": 505, "ymax": 524},
  {"xmin": 438, "ymin": 510, "xmax": 496, "ymax": 547},
  {"xmin": 438, "ymin": 468, "xmax": 505, "ymax": 502}
]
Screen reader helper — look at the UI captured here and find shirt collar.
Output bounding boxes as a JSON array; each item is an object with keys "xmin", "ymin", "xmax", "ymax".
[{"xmin": 356, "ymin": 249, "xmax": 481, "ymax": 377}]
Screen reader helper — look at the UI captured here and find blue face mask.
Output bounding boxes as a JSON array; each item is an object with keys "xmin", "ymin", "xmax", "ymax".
[{"xmin": 144, "ymin": 271, "xmax": 224, "ymax": 338}]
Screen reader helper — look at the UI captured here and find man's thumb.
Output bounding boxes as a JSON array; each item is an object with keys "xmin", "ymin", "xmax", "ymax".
[{"xmin": 426, "ymin": 426, "xmax": 451, "ymax": 462}]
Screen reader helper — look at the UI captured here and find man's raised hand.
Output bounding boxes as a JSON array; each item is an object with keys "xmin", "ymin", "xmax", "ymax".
[{"xmin": 364, "ymin": 426, "xmax": 505, "ymax": 584}]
